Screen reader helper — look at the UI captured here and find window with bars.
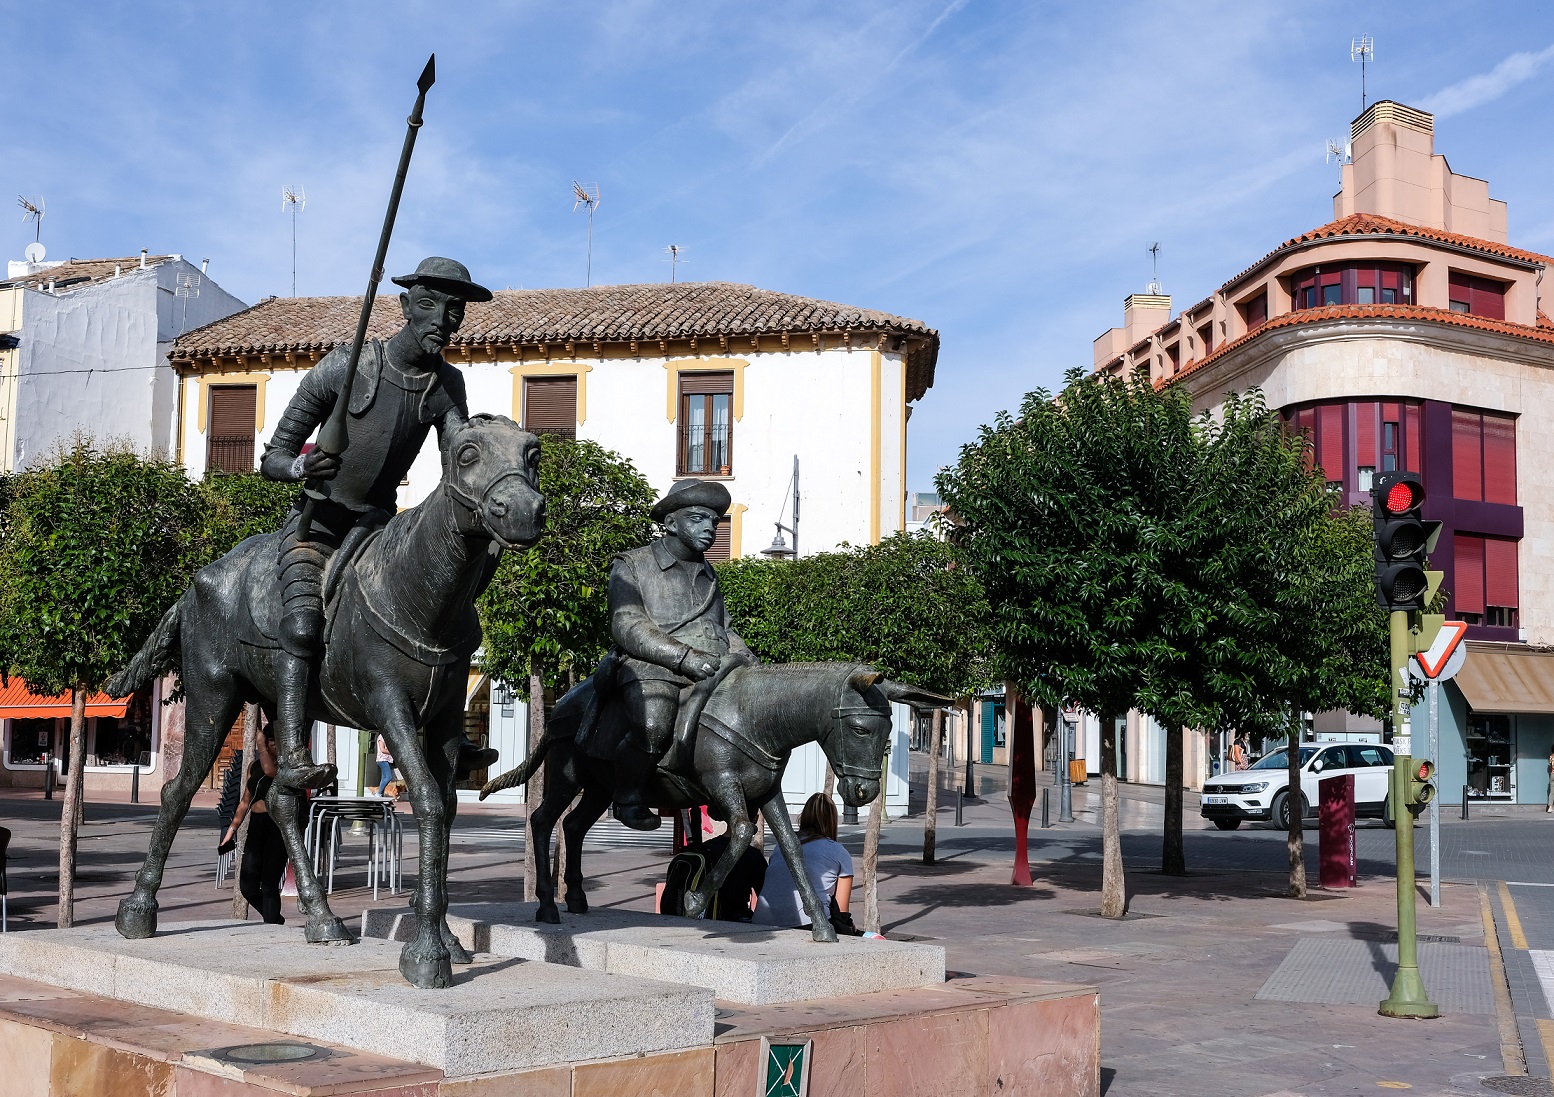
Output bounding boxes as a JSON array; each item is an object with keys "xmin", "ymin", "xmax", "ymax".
[
  {"xmin": 1451, "ymin": 408, "xmax": 1516, "ymax": 504},
  {"xmin": 1448, "ymin": 272, "xmax": 1507, "ymax": 320},
  {"xmin": 206, "ymin": 385, "xmax": 257, "ymax": 474},
  {"xmin": 1454, "ymin": 533, "xmax": 1518, "ymax": 628},
  {"xmin": 678, "ymin": 371, "xmax": 733, "ymax": 477},
  {"xmin": 523, "ymin": 375, "xmax": 578, "ymax": 439}
]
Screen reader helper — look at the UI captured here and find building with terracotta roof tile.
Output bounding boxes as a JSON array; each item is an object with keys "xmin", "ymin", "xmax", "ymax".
[{"xmin": 1086, "ymin": 100, "xmax": 1554, "ymax": 808}]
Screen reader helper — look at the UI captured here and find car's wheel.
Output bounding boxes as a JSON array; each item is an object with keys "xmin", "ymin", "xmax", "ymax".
[
  {"xmin": 1213, "ymin": 818, "xmax": 1242, "ymax": 831},
  {"xmin": 1272, "ymin": 791, "xmax": 1307, "ymax": 830},
  {"xmin": 1383, "ymin": 793, "xmax": 1396, "ymax": 829}
]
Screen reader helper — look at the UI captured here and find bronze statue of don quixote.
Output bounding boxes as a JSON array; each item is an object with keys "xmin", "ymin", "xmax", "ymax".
[{"xmin": 109, "ymin": 55, "xmax": 927, "ymax": 990}]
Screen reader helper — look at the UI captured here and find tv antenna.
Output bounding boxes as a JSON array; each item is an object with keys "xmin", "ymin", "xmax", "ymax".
[
  {"xmin": 664, "ymin": 244, "xmax": 686, "ymax": 283},
  {"xmin": 1351, "ymin": 34, "xmax": 1375, "ymax": 113},
  {"xmin": 1326, "ymin": 137, "xmax": 1352, "ymax": 182},
  {"xmin": 175, "ymin": 270, "xmax": 202, "ymax": 335},
  {"xmin": 1146, "ymin": 242, "xmax": 1163, "ymax": 296},
  {"xmin": 572, "ymin": 181, "xmax": 600, "ymax": 287},
  {"xmin": 281, "ymin": 185, "xmax": 306, "ymax": 297},
  {"xmin": 17, "ymin": 195, "xmax": 44, "ymax": 243}
]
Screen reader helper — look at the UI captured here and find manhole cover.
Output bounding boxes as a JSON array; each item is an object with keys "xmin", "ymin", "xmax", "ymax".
[
  {"xmin": 214, "ymin": 1042, "xmax": 326, "ymax": 1064},
  {"xmin": 1482, "ymin": 1077, "xmax": 1554, "ymax": 1096}
]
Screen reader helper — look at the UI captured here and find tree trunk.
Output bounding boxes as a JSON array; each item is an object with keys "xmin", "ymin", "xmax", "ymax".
[
  {"xmin": 753, "ymin": 810, "xmax": 765, "ymax": 851},
  {"xmin": 232, "ymin": 703, "xmax": 260, "ymax": 919},
  {"xmin": 823, "ymin": 763, "xmax": 836, "ymax": 802},
  {"xmin": 1099, "ymin": 715, "xmax": 1126, "ymax": 918},
  {"xmin": 1162, "ymin": 724, "xmax": 1186, "ymax": 876},
  {"xmin": 860, "ymin": 753, "xmax": 889, "ymax": 933},
  {"xmin": 922, "ymin": 707, "xmax": 944, "ymax": 864},
  {"xmin": 1287, "ymin": 710, "xmax": 1307, "ymax": 898},
  {"xmin": 57, "ymin": 686, "xmax": 88, "ymax": 928},
  {"xmin": 325, "ymin": 722, "xmax": 337, "ymax": 773},
  {"xmin": 523, "ymin": 658, "xmax": 546, "ymax": 903}
]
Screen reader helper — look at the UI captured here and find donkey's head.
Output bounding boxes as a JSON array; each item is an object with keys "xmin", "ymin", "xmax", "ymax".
[
  {"xmin": 821, "ymin": 668, "xmax": 949, "ymax": 807},
  {"xmin": 444, "ymin": 414, "xmax": 546, "ymax": 550}
]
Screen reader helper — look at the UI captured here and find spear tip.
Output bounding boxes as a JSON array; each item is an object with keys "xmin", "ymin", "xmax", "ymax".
[{"xmin": 418, "ymin": 54, "xmax": 436, "ymax": 95}]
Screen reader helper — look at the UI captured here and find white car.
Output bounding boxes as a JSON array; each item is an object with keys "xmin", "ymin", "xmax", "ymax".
[{"xmin": 1199, "ymin": 742, "xmax": 1396, "ymax": 830}]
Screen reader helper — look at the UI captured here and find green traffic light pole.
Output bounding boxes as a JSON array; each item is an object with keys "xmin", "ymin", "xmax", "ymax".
[{"xmin": 1380, "ymin": 608, "xmax": 1439, "ymax": 1019}]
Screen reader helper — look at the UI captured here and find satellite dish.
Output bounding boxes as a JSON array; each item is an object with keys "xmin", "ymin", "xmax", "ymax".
[{"xmin": 24, "ymin": 242, "xmax": 45, "ymax": 264}]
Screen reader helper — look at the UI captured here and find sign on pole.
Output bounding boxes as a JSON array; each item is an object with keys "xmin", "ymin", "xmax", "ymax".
[{"xmin": 1411, "ymin": 620, "xmax": 1468, "ymax": 682}]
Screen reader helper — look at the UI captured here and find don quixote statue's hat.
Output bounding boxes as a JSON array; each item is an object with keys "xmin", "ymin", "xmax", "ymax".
[
  {"xmin": 651, "ymin": 479, "xmax": 732, "ymax": 523},
  {"xmin": 391, "ymin": 256, "xmax": 493, "ymax": 302}
]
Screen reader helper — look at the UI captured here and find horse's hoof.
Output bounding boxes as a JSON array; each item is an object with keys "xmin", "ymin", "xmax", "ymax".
[
  {"xmin": 399, "ymin": 947, "xmax": 454, "ymax": 989},
  {"xmin": 440, "ymin": 927, "xmax": 474, "ymax": 964},
  {"xmin": 305, "ymin": 917, "xmax": 354, "ymax": 945},
  {"xmin": 682, "ymin": 890, "xmax": 709, "ymax": 920},
  {"xmin": 811, "ymin": 922, "xmax": 839, "ymax": 944},
  {"xmin": 115, "ymin": 897, "xmax": 158, "ymax": 939},
  {"xmin": 535, "ymin": 903, "xmax": 562, "ymax": 925},
  {"xmin": 565, "ymin": 894, "xmax": 589, "ymax": 915},
  {"xmin": 277, "ymin": 760, "xmax": 337, "ymax": 792}
]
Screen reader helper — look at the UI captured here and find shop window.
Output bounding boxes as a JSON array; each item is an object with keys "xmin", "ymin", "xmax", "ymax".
[
  {"xmin": 1465, "ymin": 713, "xmax": 1513, "ymax": 799},
  {"xmin": 206, "ymin": 385, "xmax": 257, "ymax": 474},
  {"xmin": 1454, "ymin": 533, "xmax": 1518, "ymax": 628},
  {"xmin": 6, "ymin": 717, "xmax": 54, "ymax": 765},
  {"xmin": 1448, "ymin": 272, "xmax": 1507, "ymax": 320},
  {"xmin": 91, "ymin": 715, "xmax": 150, "ymax": 767},
  {"xmin": 1452, "ymin": 408, "xmax": 1517, "ymax": 504},
  {"xmin": 678, "ymin": 372, "xmax": 734, "ymax": 477},
  {"xmin": 522, "ymin": 376, "xmax": 578, "ymax": 439}
]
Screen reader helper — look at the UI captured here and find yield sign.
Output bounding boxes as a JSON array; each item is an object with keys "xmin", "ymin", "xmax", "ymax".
[{"xmin": 1414, "ymin": 620, "xmax": 1469, "ymax": 680}]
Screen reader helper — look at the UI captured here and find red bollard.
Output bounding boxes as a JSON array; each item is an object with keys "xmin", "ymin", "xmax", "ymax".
[{"xmin": 1318, "ymin": 774, "xmax": 1357, "ymax": 889}]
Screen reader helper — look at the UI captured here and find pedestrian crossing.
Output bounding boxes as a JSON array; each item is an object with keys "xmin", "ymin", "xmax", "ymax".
[{"xmin": 450, "ymin": 821, "xmax": 673, "ymax": 850}]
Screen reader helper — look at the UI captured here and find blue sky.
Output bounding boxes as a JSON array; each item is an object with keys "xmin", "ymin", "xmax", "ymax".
[{"xmin": 5, "ymin": 3, "xmax": 1553, "ymax": 489}]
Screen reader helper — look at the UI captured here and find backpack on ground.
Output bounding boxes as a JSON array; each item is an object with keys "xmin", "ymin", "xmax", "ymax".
[{"xmin": 660, "ymin": 850, "xmax": 707, "ymax": 917}]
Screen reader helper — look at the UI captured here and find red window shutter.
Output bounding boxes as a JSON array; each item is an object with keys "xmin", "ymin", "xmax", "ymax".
[
  {"xmin": 1472, "ymin": 277, "xmax": 1506, "ymax": 321},
  {"xmin": 1485, "ymin": 537, "xmax": 1518, "ymax": 609},
  {"xmin": 1244, "ymin": 293, "xmax": 1268, "ymax": 330},
  {"xmin": 1455, "ymin": 535, "xmax": 1485, "ymax": 616},
  {"xmin": 1482, "ymin": 413, "xmax": 1516, "ymax": 505},
  {"xmin": 206, "ymin": 385, "xmax": 257, "ymax": 474},
  {"xmin": 1317, "ymin": 404, "xmax": 1343, "ymax": 482},
  {"xmin": 1355, "ymin": 402, "xmax": 1378, "ymax": 469},
  {"xmin": 1452, "ymin": 409, "xmax": 1483, "ymax": 501},
  {"xmin": 1404, "ymin": 404, "xmax": 1421, "ymax": 472},
  {"xmin": 523, "ymin": 376, "xmax": 578, "ymax": 438}
]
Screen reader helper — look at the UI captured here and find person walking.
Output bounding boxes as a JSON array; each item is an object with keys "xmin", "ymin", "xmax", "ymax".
[
  {"xmin": 219, "ymin": 721, "xmax": 287, "ymax": 925},
  {"xmin": 376, "ymin": 734, "xmax": 395, "ymax": 797},
  {"xmin": 754, "ymin": 794, "xmax": 854, "ymax": 931},
  {"xmin": 1546, "ymin": 745, "xmax": 1554, "ymax": 812},
  {"xmin": 1230, "ymin": 736, "xmax": 1249, "ymax": 771}
]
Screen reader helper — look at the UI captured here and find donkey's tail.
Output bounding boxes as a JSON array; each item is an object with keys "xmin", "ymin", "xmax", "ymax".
[
  {"xmin": 105, "ymin": 597, "xmax": 183, "ymax": 697},
  {"xmin": 479, "ymin": 736, "xmax": 553, "ymax": 800}
]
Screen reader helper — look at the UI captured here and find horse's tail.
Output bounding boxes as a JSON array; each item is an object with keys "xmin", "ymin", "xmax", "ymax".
[
  {"xmin": 106, "ymin": 596, "xmax": 184, "ymax": 697},
  {"xmin": 479, "ymin": 736, "xmax": 553, "ymax": 800}
]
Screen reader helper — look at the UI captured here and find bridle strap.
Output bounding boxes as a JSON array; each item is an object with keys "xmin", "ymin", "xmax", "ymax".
[{"xmin": 444, "ymin": 469, "xmax": 532, "ymax": 550}]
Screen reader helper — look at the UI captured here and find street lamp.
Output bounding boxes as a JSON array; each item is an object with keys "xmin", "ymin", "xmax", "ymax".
[
  {"xmin": 760, "ymin": 526, "xmax": 795, "ymax": 558},
  {"xmin": 1059, "ymin": 711, "xmax": 1076, "ymax": 823},
  {"xmin": 760, "ymin": 456, "xmax": 800, "ymax": 560}
]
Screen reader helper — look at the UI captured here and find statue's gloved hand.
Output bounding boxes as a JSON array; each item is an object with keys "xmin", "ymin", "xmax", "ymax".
[
  {"xmin": 680, "ymin": 650, "xmax": 721, "ymax": 681},
  {"xmin": 293, "ymin": 447, "xmax": 342, "ymax": 482}
]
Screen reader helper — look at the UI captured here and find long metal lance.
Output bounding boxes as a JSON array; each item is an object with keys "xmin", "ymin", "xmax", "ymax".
[{"xmin": 297, "ymin": 53, "xmax": 436, "ymax": 542}]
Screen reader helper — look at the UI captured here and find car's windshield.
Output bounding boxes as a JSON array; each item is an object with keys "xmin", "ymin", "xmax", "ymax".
[{"xmin": 1249, "ymin": 747, "xmax": 1318, "ymax": 770}]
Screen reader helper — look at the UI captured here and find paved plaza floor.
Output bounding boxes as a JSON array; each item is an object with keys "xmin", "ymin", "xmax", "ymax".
[{"xmin": 3, "ymin": 767, "xmax": 1553, "ymax": 1096}]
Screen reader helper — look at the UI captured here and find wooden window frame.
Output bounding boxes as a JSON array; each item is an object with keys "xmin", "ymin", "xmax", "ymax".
[
  {"xmin": 522, "ymin": 374, "xmax": 579, "ymax": 439},
  {"xmin": 205, "ymin": 384, "xmax": 257, "ymax": 475},
  {"xmin": 677, "ymin": 371, "xmax": 734, "ymax": 478}
]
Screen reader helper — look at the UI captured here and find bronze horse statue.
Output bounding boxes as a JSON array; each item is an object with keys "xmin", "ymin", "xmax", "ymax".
[
  {"xmin": 481, "ymin": 660, "xmax": 933, "ymax": 937},
  {"xmin": 107, "ymin": 414, "xmax": 545, "ymax": 988}
]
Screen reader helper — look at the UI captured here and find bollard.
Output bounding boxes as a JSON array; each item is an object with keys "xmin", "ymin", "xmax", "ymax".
[
  {"xmin": 1042, "ymin": 786, "xmax": 1050, "ymax": 828},
  {"xmin": 965, "ymin": 757, "xmax": 976, "ymax": 799},
  {"xmin": 1461, "ymin": 787, "xmax": 1469, "ymax": 821},
  {"xmin": 131, "ymin": 762, "xmax": 140, "ymax": 805},
  {"xmin": 955, "ymin": 789, "xmax": 964, "ymax": 827},
  {"xmin": 44, "ymin": 756, "xmax": 55, "ymax": 800},
  {"xmin": 843, "ymin": 804, "xmax": 858, "ymax": 826}
]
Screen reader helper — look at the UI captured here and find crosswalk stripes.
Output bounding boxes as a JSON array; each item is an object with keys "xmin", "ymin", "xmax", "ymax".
[{"xmin": 450, "ymin": 822, "xmax": 674, "ymax": 850}]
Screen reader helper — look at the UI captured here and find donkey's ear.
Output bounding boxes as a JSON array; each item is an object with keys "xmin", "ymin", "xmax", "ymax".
[
  {"xmin": 847, "ymin": 668, "xmax": 882, "ymax": 693},
  {"xmin": 880, "ymin": 681, "xmax": 954, "ymax": 708}
]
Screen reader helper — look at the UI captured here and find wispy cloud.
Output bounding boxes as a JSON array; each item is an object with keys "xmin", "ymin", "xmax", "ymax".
[{"xmin": 1419, "ymin": 43, "xmax": 1554, "ymax": 118}]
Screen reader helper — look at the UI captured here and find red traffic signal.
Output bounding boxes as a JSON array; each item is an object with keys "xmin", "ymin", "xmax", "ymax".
[
  {"xmin": 1412, "ymin": 759, "xmax": 1433, "ymax": 782},
  {"xmin": 1373, "ymin": 472, "xmax": 1440, "ymax": 612},
  {"xmin": 1384, "ymin": 479, "xmax": 1422, "ymax": 515}
]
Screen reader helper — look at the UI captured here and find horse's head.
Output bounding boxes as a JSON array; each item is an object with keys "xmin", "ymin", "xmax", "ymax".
[
  {"xmin": 822, "ymin": 668, "xmax": 950, "ymax": 807},
  {"xmin": 444, "ymin": 414, "xmax": 546, "ymax": 550}
]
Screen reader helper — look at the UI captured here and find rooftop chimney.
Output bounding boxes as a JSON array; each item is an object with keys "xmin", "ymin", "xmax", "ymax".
[
  {"xmin": 200, "ymin": 258, "xmax": 209, "ymax": 275},
  {"xmin": 1123, "ymin": 293, "xmax": 1172, "ymax": 347},
  {"xmin": 139, "ymin": 249, "xmax": 148, "ymax": 269}
]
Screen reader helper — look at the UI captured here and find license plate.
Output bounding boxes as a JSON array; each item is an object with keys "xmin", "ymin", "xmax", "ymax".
[{"xmin": 1204, "ymin": 796, "xmax": 1230, "ymax": 805}]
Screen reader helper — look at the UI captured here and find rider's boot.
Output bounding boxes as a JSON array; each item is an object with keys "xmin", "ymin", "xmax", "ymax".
[
  {"xmin": 455, "ymin": 735, "xmax": 499, "ymax": 777},
  {"xmin": 611, "ymin": 746, "xmax": 662, "ymax": 832},
  {"xmin": 273, "ymin": 650, "xmax": 336, "ymax": 792}
]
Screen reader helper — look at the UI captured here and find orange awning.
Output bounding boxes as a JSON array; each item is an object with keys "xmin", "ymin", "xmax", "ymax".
[{"xmin": 0, "ymin": 677, "xmax": 131, "ymax": 720}]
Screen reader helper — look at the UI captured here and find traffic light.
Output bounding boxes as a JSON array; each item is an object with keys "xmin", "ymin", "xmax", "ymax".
[
  {"xmin": 1372, "ymin": 471, "xmax": 1442, "ymax": 612},
  {"xmin": 1405, "ymin": 758, "xmax": 1435, "ymax": 814}
]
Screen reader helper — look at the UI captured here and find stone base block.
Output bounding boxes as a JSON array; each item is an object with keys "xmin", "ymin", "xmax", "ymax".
[
  {"xmin": 0, "ymin": 920, "xmax": 712, "ymax": 1077},
  {"xmin": 362, "ymin": 901, "xmax": 947, "ymax": 1005}
]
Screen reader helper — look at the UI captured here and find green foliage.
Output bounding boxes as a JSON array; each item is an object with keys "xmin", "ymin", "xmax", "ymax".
[
  {"xmin": 195, "ymin": 473, "xmax": 297, "ymax": 563},
  {"xmin": 716, "ymin": 532, "xmax": 993, "ymax": 697},
  {"xmin": 935, "ymin": 369, "xmax": 1389, "ymax": 728},
  {"xmin": 0, "ymin": 442, "xmax": 205, "ymax": 695},
  {"xmin": 478, "ymin": 436, "xmax": 655, "ymax": 697}
]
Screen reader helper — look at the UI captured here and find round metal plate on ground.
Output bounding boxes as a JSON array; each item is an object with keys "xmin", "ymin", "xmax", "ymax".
[
  {"xmin": 1481, "ymin": 1076, "xmax": 1554, "ymax": 1096},
  {"xmin": 214, "ymin": 1042, "xmax": 327, "ymax": 1065}
]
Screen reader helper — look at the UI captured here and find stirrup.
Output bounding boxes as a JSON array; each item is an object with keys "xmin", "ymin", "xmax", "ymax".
[{"xmin": 613, "ymin": 803, "xmax": 661, "ymax": 831}]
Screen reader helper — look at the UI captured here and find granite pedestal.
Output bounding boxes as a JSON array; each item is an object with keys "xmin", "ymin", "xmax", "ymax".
[{"xmin": 362, "ymin": 901, "xmax": 947, "ymax": 1005}]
